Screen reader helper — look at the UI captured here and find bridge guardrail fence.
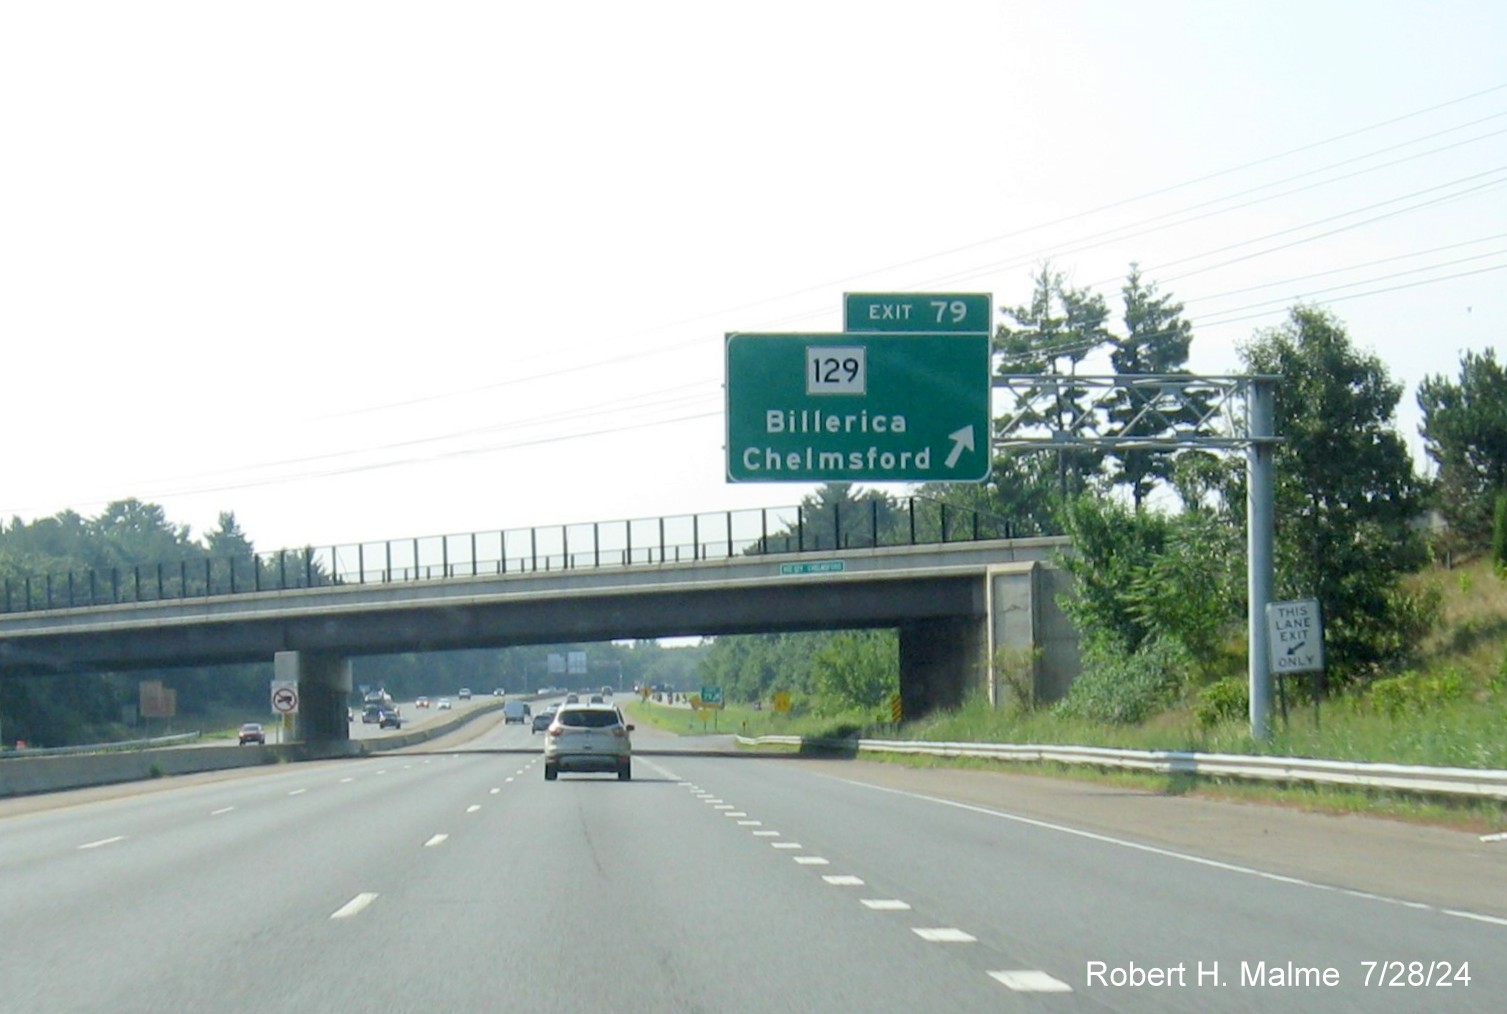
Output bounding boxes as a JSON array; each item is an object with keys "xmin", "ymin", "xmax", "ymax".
[
  {"xmin": 1, "ymin": 497, "xmax": 1037, "ymax": 615},
  {"xmin": 735, "ymin": 735, "xmax": 1507, "ymax": 801}
]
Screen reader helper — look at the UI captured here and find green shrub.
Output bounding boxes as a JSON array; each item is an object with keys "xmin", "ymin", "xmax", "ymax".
[
  {"xmin": 1495, "ymin": 493, "xmax": 1507, "ymax": 576},
  {"xmin": 1195, "ymin": 677, "xmax": 1248, "ymax": 728},
  {"xmin": 1365, "ymin": 668, "xmax": 1468, "ymax": 719},
  {"xmin": 1054, "ymin": 637, "xmax": 1192, "ymax": 725}
]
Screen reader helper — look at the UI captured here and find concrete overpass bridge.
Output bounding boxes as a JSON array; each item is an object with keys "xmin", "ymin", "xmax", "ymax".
[{"xmin": 0, "ymin": 500, "xmax": 1079, "ymax": 742}]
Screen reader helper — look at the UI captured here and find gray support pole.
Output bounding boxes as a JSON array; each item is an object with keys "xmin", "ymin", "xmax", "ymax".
[{"xmin": 1247, "ymin": 378, "xmax": 1276, "ymax": 740}]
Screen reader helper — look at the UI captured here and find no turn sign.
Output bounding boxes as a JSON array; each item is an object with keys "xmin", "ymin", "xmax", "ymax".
[{"xmin": 271, "ymin": 681, "xmax": 300, "ymax": 715}]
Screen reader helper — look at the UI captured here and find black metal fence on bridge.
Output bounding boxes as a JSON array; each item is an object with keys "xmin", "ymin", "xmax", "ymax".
[{"xmin": 1, "ymin": 498, "xmax": 1035, "ymax": 615}]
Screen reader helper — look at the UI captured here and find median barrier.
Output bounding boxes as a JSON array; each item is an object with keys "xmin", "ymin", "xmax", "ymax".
[{"xmin": 0, "ymin": 699, "xmax": 510, "ymax": 799}]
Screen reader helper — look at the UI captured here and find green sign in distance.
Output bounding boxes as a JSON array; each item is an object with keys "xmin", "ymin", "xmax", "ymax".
[
  {"xmin": 844, "ymin": 292, "xmax": 991, "ymax": 334},
  {"xmin": 699, "ymin": 685, "xmax": 724, "ymax": 708},
  {"xmin": 779, "ymin": 560, "xmax": 845, "ymax": 576},
  {"xmin": 725, "ymin": 332, "xmax": 991, "ymax": 483}
]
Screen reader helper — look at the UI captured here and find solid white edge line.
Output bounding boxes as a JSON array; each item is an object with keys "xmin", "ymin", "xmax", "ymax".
[
  {"xmin": 330, "ymin": 893, "xmax": 379, "ymax": 919},
  {"xmin": 1480, "ymin": 831, "xmax": 1507, "ymax": 843},
  {"xmin": 424, "ymin": 834, "xmax": 449, "ymax": 848},
  {"xmin": 989, "ymin": 970, "xmax": 1073, "ymax": 993},
  {"xmin": 78, "ymin": 836, "xmax": 125, "ymax": 850},
  {"xmin": 1442, "ymin": 909, "xmax": 1507, "ymax": 927},
  {"xmin": 829, "ymin": 776, "xmax": 1503, "ymax": 925}
]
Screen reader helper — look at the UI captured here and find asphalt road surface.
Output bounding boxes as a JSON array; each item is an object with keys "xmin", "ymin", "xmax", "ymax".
[{"xmin": 1, "ymin": 711, "xmax": 1502, "ymax": 1012}]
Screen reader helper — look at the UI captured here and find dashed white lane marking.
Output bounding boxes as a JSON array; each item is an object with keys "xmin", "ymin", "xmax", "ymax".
[
  {"xmin": 913, "ymin": 928, "xmax": 976, "ymax": 943},
  {"xmin": 78, "ymin": 836, "xmax": 125, "ymax": 850},
  {"xmin": 794, "ymin": 856, "xmax": 830, "ymax": 865},
  {"xmin": 289, "ymin": 789, "xmax": 307, "ymax": 796},
  {"xmin": 506, "ymin": 777, "xmax": 515, "ymax": 783},
  {"xmin": 861, "ymin": 899, "xmax": 911, "ymax": 910},
  {"xmin": 753, "ymin": 830, "xmax": 781, "ymax": 837},
  {"xmin": 339, "ymin": 778, "xmax": 355, "ymax": 784},
  {"xmin": 737, "ymin": 820, "xmax": 761, "ymax": 826},
  {"xmin": 723, "ymin": 812, "xmax": 749, "ymax": 818},
  {"xmin": 713, "ymin": 804, "xmax": 736, "ymax": 810},
  {"xmin": 376, "ymin": 770, "xmax": 388, "ymax": 775},
  {"xmin": 490, "ymin": 788, "xmax": 501, "ymax": 795},
  {"xmin": 772, "ymin": 842, "xmax": 802, "ymax": 850},
  {"xmin": 424, "ymin": 834, "xmax": 449, "ymax": 848},
  {"xmin": 210, "ymin": 807, "xmax": 235, "ymax": 816},
  {"xmin": 989, "ymin": 970, "xmax": 1073, "ymax": 993},
  {"xmin": 466, "ymin": 805, "xmax": 481, "ymax": 813},
  {"xmin": 823, "ymin": 875, "xmax": 865, "ymax": 886},
  {"xmin": 330, "ymin": 893, "xmax": 379, "ymax": 919}
]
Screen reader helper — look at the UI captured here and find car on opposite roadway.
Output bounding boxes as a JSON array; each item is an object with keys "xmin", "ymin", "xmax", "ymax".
[
  {"xmin": 543, "ymin": 703, "xmax": 633, "ymax": 781},
  {"xmin": 437, "ymin": 698, "xmax": 452, "ymax": 710},
  {"xmin": 531, "ymin": 705, "xmax": 557, "ymax": 734},
  {"xmin": 416, "ymin": 697, "xmax": 430, "ymax": 708},
  {"xmin": 378, "ymin": 709, "xmax": 403, "ymax": 729},
  {"xmin": 238, "ymin": 723, "xmax": 266, "ymax": 745},
  {"xmin": 458, "ymin": 688, "xmax": 472, "ymax": 700}
]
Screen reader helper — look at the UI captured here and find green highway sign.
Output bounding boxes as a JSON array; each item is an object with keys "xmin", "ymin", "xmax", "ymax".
[
  {"xmin": 844, "ymin": 292, "xmax": 991, "ymax": 334},
  {"xmin": 779, "ymin": 560, "xmax": 845, "ymax": 576},
  {"xmin": 699, "ymin": 685, "xmax": 724, "ymax": 708},
  {"xmin": 725, "ymin": 332, "xmax": 991, "ymax": 483}
]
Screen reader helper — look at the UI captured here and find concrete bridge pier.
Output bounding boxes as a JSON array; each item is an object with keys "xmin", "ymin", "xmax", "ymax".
[
  {"xmin": 274, "ymin": 651, "xmax": 351, "ymax": 744},
  {"xmin": 898, "ymin": 616, "xmax": 987, "ymax": 720}
]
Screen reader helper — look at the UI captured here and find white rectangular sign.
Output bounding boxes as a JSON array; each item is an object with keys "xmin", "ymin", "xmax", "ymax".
[{"xmin": 1265, "ymin": 599, "xmax": 1324, "ymax": 675}]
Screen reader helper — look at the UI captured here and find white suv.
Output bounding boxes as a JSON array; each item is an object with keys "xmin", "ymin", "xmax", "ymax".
[{"xmin": 543, "ymin": 703, "xmax": 633, "ymax": 781}]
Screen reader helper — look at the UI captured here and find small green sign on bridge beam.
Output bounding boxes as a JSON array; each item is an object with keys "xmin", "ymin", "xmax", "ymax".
[{"xmin": 725, "ymin": 330, "xmax": 991, "ymax": 483}]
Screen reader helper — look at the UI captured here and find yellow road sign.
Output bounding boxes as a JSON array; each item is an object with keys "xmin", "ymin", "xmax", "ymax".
[
  {"xmin": 772, "ymin": 691, "xmax": 792, "ymax": 713},
  {"xmin": 890, "ymin": 693, "xmax": 902, "ymax": 723}
]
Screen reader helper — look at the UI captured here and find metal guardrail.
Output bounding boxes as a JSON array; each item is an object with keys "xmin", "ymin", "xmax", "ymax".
[
  {"xmin": 0, "ymin": 732, "xmax": 201, "ymax": 758},
  {"xmin": 1, "ymin": 497, "xmax": 1035, "ymax": 614},
  {"xmin": 735, "ymin": 736, "xmax": 1507, "ymax": 801}
]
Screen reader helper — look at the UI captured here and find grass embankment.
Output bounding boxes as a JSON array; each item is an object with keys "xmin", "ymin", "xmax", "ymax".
[{"xmin": 633, "ymin": 558, "xmax": 1507, "ymax": 830}]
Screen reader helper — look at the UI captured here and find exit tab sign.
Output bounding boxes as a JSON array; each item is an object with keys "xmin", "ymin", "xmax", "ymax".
[{"xmin": 844, "ymin": 292, "xmax": 991, "ymax": 334}]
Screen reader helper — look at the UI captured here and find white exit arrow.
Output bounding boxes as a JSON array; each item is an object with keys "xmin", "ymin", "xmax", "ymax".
[{"xmin": 945, "ymin": 426, "xmax": 975, "ymax": 469}]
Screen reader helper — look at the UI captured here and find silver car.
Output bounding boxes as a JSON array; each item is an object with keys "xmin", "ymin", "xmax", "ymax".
[{"xmin": 543, "ymin": 703, "xmax": 633, "ymax": 781}]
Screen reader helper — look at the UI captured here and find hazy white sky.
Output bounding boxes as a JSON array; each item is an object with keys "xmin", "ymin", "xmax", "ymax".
[{"xmin": 3, "ymin": 1, "xmax": 1505, "ymax": 553}]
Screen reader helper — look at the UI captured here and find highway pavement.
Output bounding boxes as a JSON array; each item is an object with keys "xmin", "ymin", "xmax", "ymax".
[{"xmin": 1, "ymin": 709, "xmax": 1502, "ymax": 1012}]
